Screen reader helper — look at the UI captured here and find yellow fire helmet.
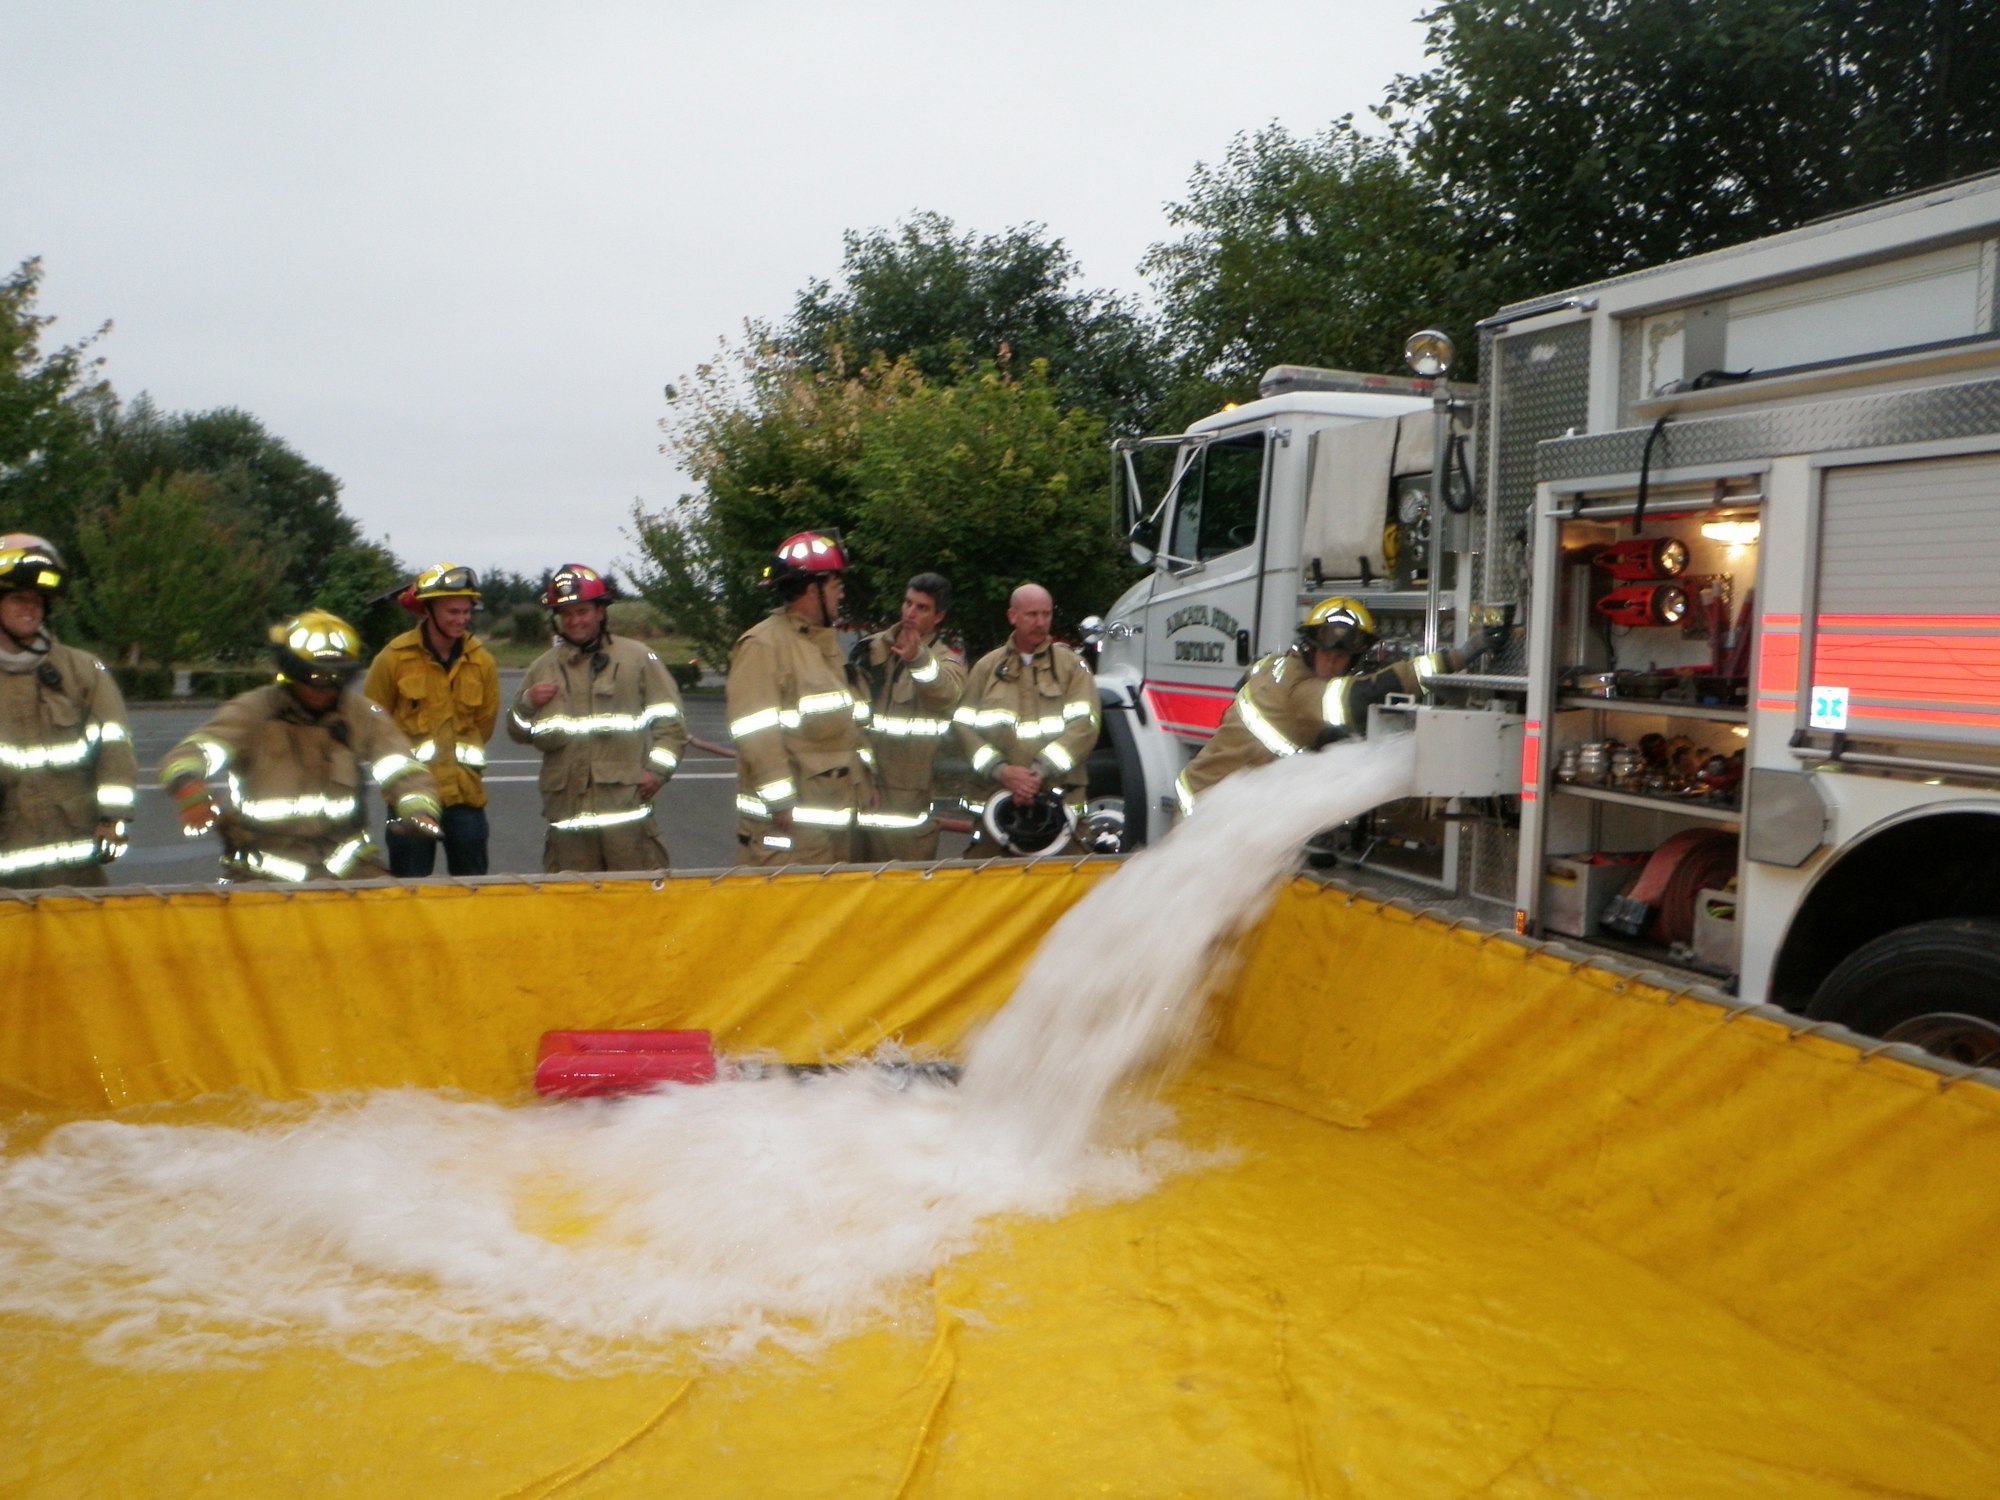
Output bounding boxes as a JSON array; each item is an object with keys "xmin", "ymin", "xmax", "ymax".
[
  {"xmin": 0, "ymin": 533, "xmax": 68, "ymax": 598},
  {"xmin": 269, "ymin": 609, "xmax": 365, "ymax": 689},
  {"xmin": 1300, "ymin": 596, "xmax": 1377, "ymax": 655},
  {"xmin": 410, "ymin": 562, "xmax": 482, "ymax": 603}
]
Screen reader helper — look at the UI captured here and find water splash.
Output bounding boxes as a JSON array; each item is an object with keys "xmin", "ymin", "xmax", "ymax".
[{"xmin": 958, "ymin": 735, "xmax": 1416, "ymax": 1160}]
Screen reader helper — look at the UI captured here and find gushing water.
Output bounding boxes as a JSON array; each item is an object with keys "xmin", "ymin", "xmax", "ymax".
[{"xmin": 0, "ymin": 737, "xmax": 1414, "ymax": 1370}]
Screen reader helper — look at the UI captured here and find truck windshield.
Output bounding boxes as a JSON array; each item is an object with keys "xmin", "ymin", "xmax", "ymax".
[{"xmin": 1169, "ymin": 432, "xmax": 1266, "ymax": 562}]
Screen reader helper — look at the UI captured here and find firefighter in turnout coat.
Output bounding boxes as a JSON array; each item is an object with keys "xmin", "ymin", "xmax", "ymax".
[
  {"xmin": 728, "ymin": 530, "xmax": 873, "ymax": 866},
  {"xmin": 851, "ymin": 571, "xmax": 965, "ymax": 862},
  {"xmin": 363, "ymin": 562, "xmax": 500, "ymax": 876},
  {"xmin": 953, "ymin": 582, "xmax": 1100, "ymax": 852},
  {"xmin": 1174, "ymin": 596, "xmax": 1505, "ymax": 813},
  {"xmin": 508, "ymin": 564, "xmax": 688, "ymax": 873},
  {"xmin": 160, "ymin": 611, "xmax": 443, "ymax": 883},
  {"xmin": 0, "ymin": 535, "xmax": 136, "ymax": 889}
]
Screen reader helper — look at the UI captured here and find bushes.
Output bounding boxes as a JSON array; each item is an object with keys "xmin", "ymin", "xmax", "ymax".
[
  {"xmin": 187, "ymin": 668, "xmax": 270, "ymax": 700},
  {"xmin": 109, "ymin": 664, "xmax": 175, "ymax": 701}
]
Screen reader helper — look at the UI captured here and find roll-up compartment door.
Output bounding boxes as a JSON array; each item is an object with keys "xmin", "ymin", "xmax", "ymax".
[{"xmin": 1813, "ymin": 451, "xmax": 2000, "ymax": 747}]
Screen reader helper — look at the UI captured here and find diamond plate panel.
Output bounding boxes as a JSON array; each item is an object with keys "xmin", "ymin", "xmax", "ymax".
[
  {"xmin": 1540, "ymin": 377, "xmax": 2000, "ymax": 483},
  {"xmin": 1479, "ymin": 319, "xmax": 1591, "ymax": 670}
]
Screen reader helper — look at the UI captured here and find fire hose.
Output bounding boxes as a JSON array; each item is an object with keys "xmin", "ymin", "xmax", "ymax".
[{"xmin": 1600, "ymin": 828, "xmax": 1738, "ymax": 947}]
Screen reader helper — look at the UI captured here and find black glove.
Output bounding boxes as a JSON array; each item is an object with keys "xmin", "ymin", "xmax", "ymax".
[{"xmin": 1456, "ymin": 624, "xmax": 1508, "ymax": 666}]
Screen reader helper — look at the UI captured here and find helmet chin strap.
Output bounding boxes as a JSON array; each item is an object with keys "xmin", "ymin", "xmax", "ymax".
[{"xmin": 1, "ymin": 618, "xmax": 47, "ymax": 655}]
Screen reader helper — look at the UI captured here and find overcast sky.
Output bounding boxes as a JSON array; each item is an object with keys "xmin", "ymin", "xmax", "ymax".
[{"xmin": 8, "ymin": 1, "xmax": 1434, "ymax": 582}]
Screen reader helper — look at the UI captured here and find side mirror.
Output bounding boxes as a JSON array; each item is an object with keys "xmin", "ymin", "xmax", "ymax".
[{"xmin": 1126, "ymin": 517, "xmax": 1158, "ymax": 566}]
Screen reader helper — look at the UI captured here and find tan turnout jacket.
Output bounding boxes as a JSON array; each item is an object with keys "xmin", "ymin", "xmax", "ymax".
[
  {"xmin": 160, "ymin": 684, "xmax": 441, "ymax": 881},
  {"xmin": 727, "ymin": 610, "xmax": 871, "ymax": 860},
  {"xmin": 0, "ymin": 639, "xmax": 136, "ymax": 885},
  {"xmin": 363, "ymin": 627, "xmax": 500, "ymax": 809},
  {"xmin": 851, "ymin": 626, "xmax": 965, "ymax": 843},
  {"xmin": 1174, "ymin": 645, "xmax": 1467, "ymax": 812},
  {"xmin": 507, "ymin": 633, "xmax": 688, "ymax": 835},
  {"xmin": 953, "ymin": 639, "xmax": 1100, "ymax": 800}
]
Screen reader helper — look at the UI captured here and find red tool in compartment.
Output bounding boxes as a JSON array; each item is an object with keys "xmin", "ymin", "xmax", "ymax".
[{"xmin": 534, "ymin": 1029, "xmax": 717, "ymax": 1097}]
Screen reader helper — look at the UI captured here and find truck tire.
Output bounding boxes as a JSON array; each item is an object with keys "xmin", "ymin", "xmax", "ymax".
[{"xmin": 1807, "ymin": 918, "xmax": 2000, "ymax": 1067}]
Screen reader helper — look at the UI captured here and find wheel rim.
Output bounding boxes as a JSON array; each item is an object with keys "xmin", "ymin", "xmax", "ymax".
[{"xmin": 1880, "ymin": 1012, "xmax": 2000, "ymax": 1069}]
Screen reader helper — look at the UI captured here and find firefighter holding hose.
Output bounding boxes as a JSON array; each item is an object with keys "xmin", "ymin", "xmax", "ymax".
[
  {"xmin": 160, "ymin": 610, "xmax": 442, "ymax": 883},
  {"xmin": 1174, "ymin": 597, "xmax": 1507, "ymax": 814},
  {"xmin": 953, "ymin": 582, "xmax": 1100, "ymax": 855}
]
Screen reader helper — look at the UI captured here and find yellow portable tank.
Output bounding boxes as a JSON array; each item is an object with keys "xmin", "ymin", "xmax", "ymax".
[{"xmin": 4, "ymin": 865, "xmax": 1999, "ymax": 1498}]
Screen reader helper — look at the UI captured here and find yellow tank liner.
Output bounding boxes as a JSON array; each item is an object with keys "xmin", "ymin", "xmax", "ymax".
[{"xmin": 5, "ymin": 864, "xmax": 1999, "ymax": 1497}]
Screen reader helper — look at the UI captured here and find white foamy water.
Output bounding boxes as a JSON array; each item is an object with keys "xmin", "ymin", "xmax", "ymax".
[
  {"xmin": 958, "ymin": 735, "xmax": 1417, "ymax": 1159},
  {"xmin": 0, "ymin": 736, "xmax": 1414, "ymax": 1371}
]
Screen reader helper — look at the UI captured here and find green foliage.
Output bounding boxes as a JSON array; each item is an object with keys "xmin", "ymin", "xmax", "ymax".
[
  {"xmin": 842, "ymin": 362, "xmax": 1119, "ymax": 651},
  {"xmin": 1391, "ymin": 0, "xmax": 2000, "ymax": 303},
  {"xmin": 108, "ymin": 665, "xmax": 175, "ymax": 701},
  {"xmin": 313, "ymin": 538, "xmax": 407, "ymax": 654},
  {"xmin": 108, "ymin": 398, "xmax": 359, "ymax": 606},
  {"xmin": 783, "ymin": 213, "xmax": 1168, "ymax": 434},
  {"xmin": 72, "ymin": 473, "xmax": 281, "ymax": 669},
  {"xmin": 0, "ymin": 259, "xmax": 116, "ymax": 556},
  {"xmin": 637, "ymin": 346, "xmax": 1118, "ymax": 664},
  {"xmin": 1142, "ymin": 121, "xmax": 1471, "ymax": 418},
  {"xmin": 185, "ymin": 667, "xmax": 269, "ymax": 700}
]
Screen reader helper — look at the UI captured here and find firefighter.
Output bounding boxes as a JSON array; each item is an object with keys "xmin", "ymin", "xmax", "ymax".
[
  {"xmin": 160, "ymin": 610, "xmax": 443, "ymax": 882},
  {"xmin": 1173, "ymin": 597, "xmax": 1506, "ymax": 813},
  {"xmin": 953, "ymin": 582, "xmax": 1100, "ymax": 853},
  {"xmin": 851, "ymin": 571, "xmax": 966, "ymax": 862},
  {"xmin": 727, "ymin": 529, "xmax": 872, "ymax": 866},
  {"xmin": 507, "ymin": 564, "xmax": 687, "ymax": 873},
  {"xmin": 0, "ymin": 534, "xmax": 136, "ymax": 889},
  {"xmin": 362, "ymin": 563, "xmax": 500, "ymax": 876}
]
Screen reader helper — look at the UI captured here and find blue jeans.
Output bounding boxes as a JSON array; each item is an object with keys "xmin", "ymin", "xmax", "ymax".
[{"xmin": 386, "ymin": 804, "xmax": 489, "ymax": 877}]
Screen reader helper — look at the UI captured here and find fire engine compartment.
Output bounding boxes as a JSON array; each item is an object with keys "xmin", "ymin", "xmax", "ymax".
[
  {"xmin": 1533, "ymin": 483, "xmax": 1761, "ymax": 977},
  {"xmin": 5, "ymin": 868, "xmax": 1999, "ymax": 1497}
]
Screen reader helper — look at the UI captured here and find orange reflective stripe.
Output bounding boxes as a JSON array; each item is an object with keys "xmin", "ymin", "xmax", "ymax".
[
  {"xmin": 1760, "ymin": 624, "xmax": 1808, "ymax": 708},
  {"xmin": 1519, "ymin": 720, "xmax": 1541, "ymax": 802}
]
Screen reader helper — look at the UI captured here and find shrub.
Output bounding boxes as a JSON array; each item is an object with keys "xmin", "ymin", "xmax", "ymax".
[
  {"xmin": 186, "ymin": 668, "xmax": 270, "ymax": 700},
  {"xmin": 110, "ymin": 664, "xmax": 176, "ymax": 701}
]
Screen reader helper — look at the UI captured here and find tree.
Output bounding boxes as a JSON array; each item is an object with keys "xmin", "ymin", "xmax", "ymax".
[
  {"xmin": 1391, "ymin": 0, "xmax": 2000, "ymax": 303},
  {"xmin": 72, "ymin": 474, "xmax": 280, "ymax": 669},
  {"xmin": 1141, "ymin": 121, "xmax": 1470, "ymax": 419},
  {"xmin": 0, "ymin": 258, "xmax": 116, "ymax": 558},
  {"xmin": 783, "ymin": 213, "xmax": 1168, "ymax": 433},
  {"xmin": 314, "ymin": 538, "xmax": 409, "ymax": 653},
  {"xmin": 843, "ymin": 361, "xmax": 1120, "ymax": 651},
  {"xmin": 635, "ymin": 343, "xmax": 1118, "ymax": 666},
  {"xmin": 108, "ymin": 398, "xmax": 359, "ymax": 605}
]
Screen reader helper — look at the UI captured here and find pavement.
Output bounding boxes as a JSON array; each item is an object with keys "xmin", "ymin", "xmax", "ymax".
[{"xmin": 111, "ymin": 671, "xmax": 970, "ymax": 886}]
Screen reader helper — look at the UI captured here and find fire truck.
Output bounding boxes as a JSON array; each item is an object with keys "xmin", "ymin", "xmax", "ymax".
[{"xmin": 1088, "ymin": 169, "xmax": 2000, "ymax": 1057}]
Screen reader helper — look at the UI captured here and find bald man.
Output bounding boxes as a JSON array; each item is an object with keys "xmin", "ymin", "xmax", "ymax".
[{"xmin": 953, "ymin": 583, "xmax": 1100, "ymax": 850}]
